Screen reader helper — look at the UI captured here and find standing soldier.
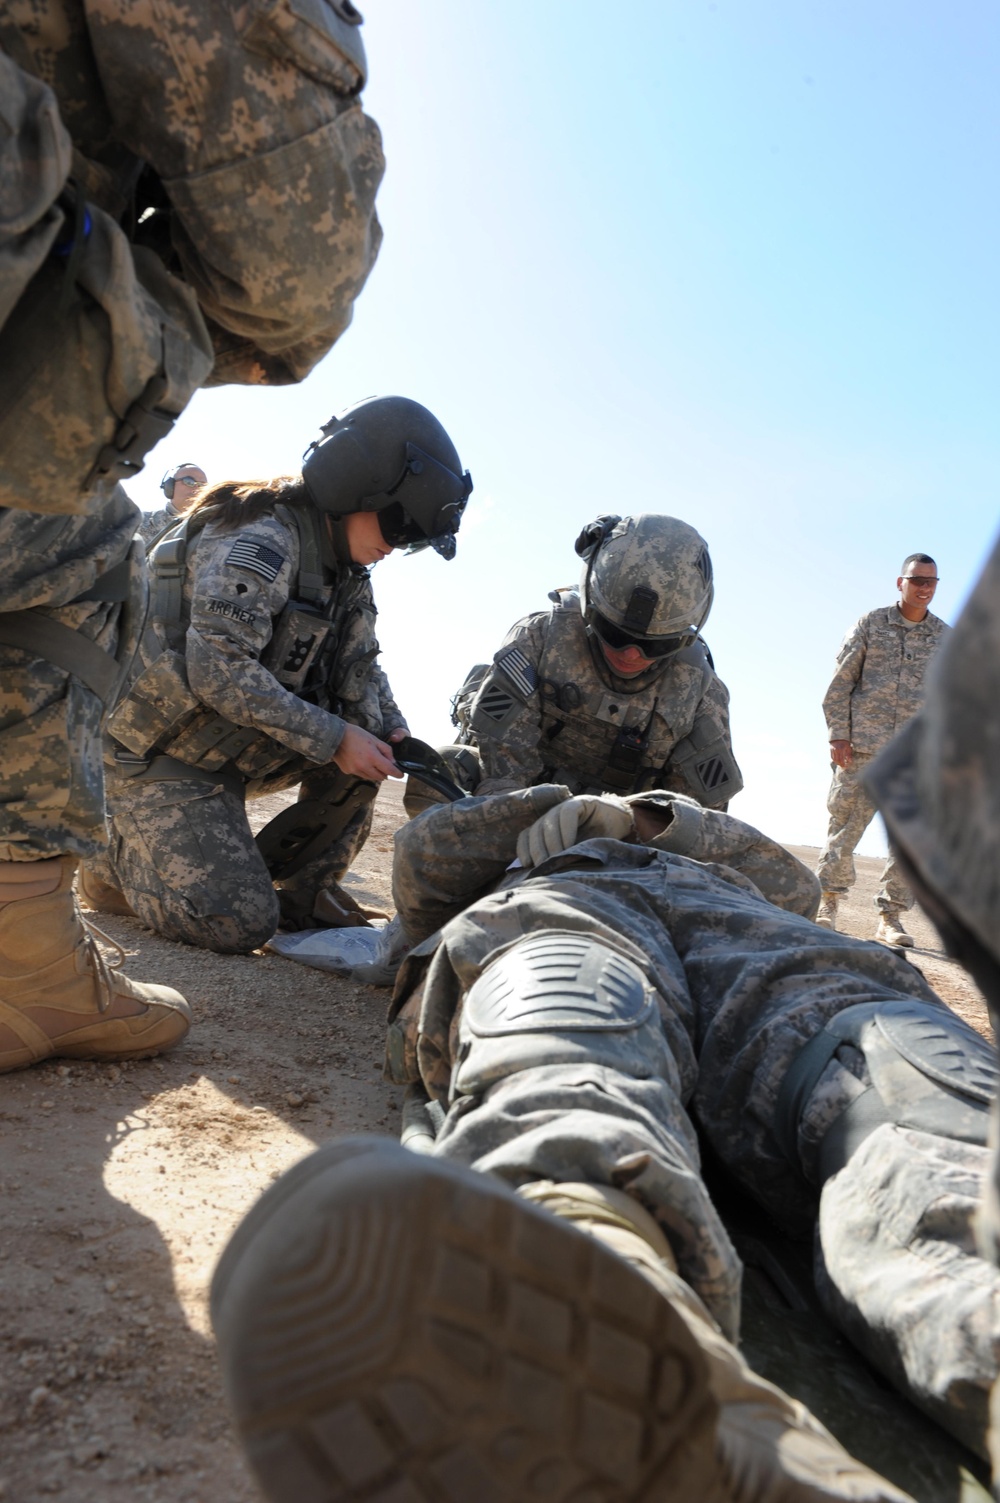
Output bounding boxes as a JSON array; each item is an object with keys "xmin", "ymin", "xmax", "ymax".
[
  {"xmin": 0, "ymin": 1, "xmax": 384, "ymax": 1072},
  {"xmin": 816, "ymin": 556, "xmax": 948, "ymax": 946},
  {"xmin": 452, "ymin": 514, "xmax": 742, "ymax": 808},
  {"xmin": 138, "ymin": 461, "xmax": 209, "ymax": 547}
]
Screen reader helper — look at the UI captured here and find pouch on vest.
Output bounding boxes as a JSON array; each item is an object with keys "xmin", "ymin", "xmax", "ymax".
[
  {"xmin": 0, "ymin": 198, "xmax": 214, "ymax": 515},
  {"xmin": 105, "ymin": 651, "xmax": 203, "ymax": 757},
  {"xmin": 260, "ymin": 603, "xmax": 334, "ymax": 693}
]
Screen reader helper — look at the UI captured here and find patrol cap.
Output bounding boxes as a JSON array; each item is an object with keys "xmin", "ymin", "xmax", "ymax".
[{"xmin": 302, "ymin": 396, "xmax": 472, "ymax": 560}]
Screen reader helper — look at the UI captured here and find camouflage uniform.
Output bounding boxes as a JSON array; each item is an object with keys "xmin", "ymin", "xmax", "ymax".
[
  {"xmin": 385, "ymin": 788, "xmax": 1000, "ymax": 1459},
  {"xmin": 95, "ymin": 507, "xmax": 406, "ymax": 952},
  {"xmin": 463, "ymin": 588, "xmax": 741, "ymax": 806},
  {"xmin": 0, "ymin": 0, "xmax": 383, "ymax": 866},
  {"xmin": 817, "ymin": 606, "xmax": 948, "ymax": 913},
  {"xmin": 138, "ymin": 504, "xmax": 182, "ymax": 548}
]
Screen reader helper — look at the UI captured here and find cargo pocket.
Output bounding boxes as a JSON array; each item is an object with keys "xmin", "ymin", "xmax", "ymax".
[{"xmin": 236, "ymin": 0, "xmax": 369, "ymax": 94}]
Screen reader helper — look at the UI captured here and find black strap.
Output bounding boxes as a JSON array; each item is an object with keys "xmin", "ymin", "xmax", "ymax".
[
  {"xmin": 0, "ymin": 610, "xmax": 116, "ymax": 700},
  {"xmin": 73, "ymin": 557, "xmax": 133, "ymax": 603}
]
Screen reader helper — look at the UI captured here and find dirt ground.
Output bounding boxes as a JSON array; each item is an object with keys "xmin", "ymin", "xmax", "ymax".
[{"xmin": 0, "ymin": 791, "xmax": 991, "ymax": 1503}]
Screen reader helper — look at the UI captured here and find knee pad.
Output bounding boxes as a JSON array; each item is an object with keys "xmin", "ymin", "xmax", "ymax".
[
  {"xmin": 777, "ymin": 998, "xmax": 999, "ymax": 1183},
  {"xmin": 452, "ymin": 931, "xmax": 673, "ymax": 1097}
]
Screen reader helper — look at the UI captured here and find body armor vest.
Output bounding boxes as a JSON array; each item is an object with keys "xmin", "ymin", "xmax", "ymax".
[
  {"xmin": 533, "ymin": 592, "xmax": 715, "ymax": 796},
  {"xmin": 106, "ymin": 505, "xmax": 376, "ymax": 782}
]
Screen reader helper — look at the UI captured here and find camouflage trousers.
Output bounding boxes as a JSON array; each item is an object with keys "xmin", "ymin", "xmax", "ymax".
[
  {"xmin": 0, "ymin": 488, "xmax": 137, "ymax": 863},
  {"xmin": 816, "ymin": 753, "xmax": 912, "ymax": 912},
  {"xmin": 92, "ymin": 758, "xmax": 373, "ymax": 954},
  {"xmin": 392, "ymin": 803, "xmax": 999, "ymax": 1458}
]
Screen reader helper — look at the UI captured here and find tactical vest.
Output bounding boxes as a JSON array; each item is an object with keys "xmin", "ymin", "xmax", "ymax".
[
  {"xmin": 106, "ymin": 505, "xmax": 376, "ymax": 782},
  {"xmin": 525, "ymin": 592, "xmax": 739, "ymax": 804}
]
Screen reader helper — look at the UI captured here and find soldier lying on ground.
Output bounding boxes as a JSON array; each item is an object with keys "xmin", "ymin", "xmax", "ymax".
[
  {"xmin": 211, "ymin": 785, "xmax": 998, "ymax": 1502},
  {"xmin": 82, "ymin": 397, "xmax": 472, "ymax": 954},
  {"xmin": 425, "ymin": 513, "xmax": 742, "ymax": 816},
  {"xmin": 0, "ymin": 0, "xmax": 384, "ymax": 1072}
]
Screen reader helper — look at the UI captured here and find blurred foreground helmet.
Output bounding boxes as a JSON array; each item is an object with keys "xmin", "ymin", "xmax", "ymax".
[
  {"xmin": 301, "ymin": 396, "xmax": 472, "ymax": 559},
  {"xmin": 577, "ymin": 513, "xmax": 714, "ymax": 657}
]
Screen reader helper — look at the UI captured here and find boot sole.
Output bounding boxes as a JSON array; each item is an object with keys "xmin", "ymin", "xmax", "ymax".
[{"xmin": 211, "ymin": 1137, "xmax": 728, "ymax": 1503}]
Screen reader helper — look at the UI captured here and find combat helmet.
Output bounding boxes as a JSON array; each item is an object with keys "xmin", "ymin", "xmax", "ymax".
[
  {"xmin": 302, "ymin": 396, "xmax": 472, "ymax": 560},
  {"xmin": 577, "ymin": 513, "xmax": 714, "ymax": 660}
]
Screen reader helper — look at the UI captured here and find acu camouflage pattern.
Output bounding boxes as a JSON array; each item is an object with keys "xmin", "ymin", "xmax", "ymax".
[
  {"xmin": 0, "ymin": 0, "xmax": 383, "ymax": 859},
  {"xmin": 137, "ymin": 504, "xmax": 182, "ymax": 548},
  {"xmin": 818, "ymin": 606, "xmax": 948, "ymax": 907},
  {"xmin": 385, "ymin": 787, "xmax": 1000, "ymax": 1457},
  {"xmin": 815, "ymin": 755, "xmax": 910, "ymax": 912},
  {"xmin": 862, "ymin": 531, "xmax": 1000, "ymax": 1474},
  {"xmin": 0, "ymin": 0, "xmax": 383, "ymax": 513},
  {"xmin": 822, "ymin": 606, "xmax": 949, "ymax": 755},
  {"xmin": 98, "ymin": 505, "xmax": 406, "ymax": 949},
  {"xmin": 0, "ymin": 489, "xmax": 138, "ymax": 861},
  {"xmin": 92, "ymin": 759, "xmax": 374, "ymax": 953},
  {"xmin": 111, "ymin": 508, "xmax": 405, "ymax": 776},
  {"xmin": 468, "ymin": 588, "xmax": 741, "ymax": 806}
]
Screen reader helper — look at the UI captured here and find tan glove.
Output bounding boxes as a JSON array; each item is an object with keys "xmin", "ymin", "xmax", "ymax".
[{"xmin": 515, "ymin": 794, "xmax": 633, "ymax": 869}]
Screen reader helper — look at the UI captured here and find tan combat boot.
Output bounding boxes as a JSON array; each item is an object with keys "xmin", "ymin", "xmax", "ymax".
[
  {"xmin": 874, "ymin": 912, "xmax": 915, "ymax": 948},
  {"xmin": 211, "ymin": 1139, "xmax": 913, "ymax": 1503},
  {"xmin": 523, "ymin": 1182, "xmax": 914, "ymax": 1503},
  {"xmin": 816, "ymin": 893, "xmax": 839, "ymax": 931},
  {"xmin": 0, "ymin": 856, "xmax": 190, "ymax": 1074},
  {"xmin": 77, "ymin": 861, "xmax": 136, "ymax": 918}
]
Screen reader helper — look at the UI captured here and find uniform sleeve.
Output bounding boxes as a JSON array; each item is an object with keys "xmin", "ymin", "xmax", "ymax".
[
  {"xmin": 822, "ymin": 617, "xmax": 869, "ymax": 742},
  {"xmin": 629, "ymin": 792, "xmax": 820, "ymax": 917},
  {"xmin": 184, "ymin": 517, "xmax": 346, "ymax": 763},
  {"xmin": 468, "ymin": 613, "xmax": 551, "ymax": 795},
  {"xmin": 372, "ymin": 665, "xmax": 408, "ymax": 739},
  {"xmin": 85, "ymin": 0, "xmax": 384, "ymax": 385},
  {"xmin": 657, "ymin": 670, "xmax": 744, "ymax": 809}
]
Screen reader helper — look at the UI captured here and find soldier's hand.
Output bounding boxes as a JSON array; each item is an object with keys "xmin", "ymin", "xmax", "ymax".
[
  {"xmin": 334, "ymin": 724, "xmax": 402, "ymax": 781},
  {"xmin": 516, "ymin": 794, "xmax": 633, "ymax": 869},
  {"xmin": 830, "ymin": 740, "xmax": 853, "ymax": 770}
]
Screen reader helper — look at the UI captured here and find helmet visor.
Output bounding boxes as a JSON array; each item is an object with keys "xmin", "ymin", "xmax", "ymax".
[
  {"xmin": 592, "ymin": 611, "xmax": 695, "ymax": 659},
  {"xmin": 375, "ymin": 443, "xmax": 472, "ymax": 559}
]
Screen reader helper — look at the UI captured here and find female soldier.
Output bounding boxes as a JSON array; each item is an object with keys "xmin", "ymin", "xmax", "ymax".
[{"xmin": 82, "ymin": 396, "xmax": 471, "ymax": 953}]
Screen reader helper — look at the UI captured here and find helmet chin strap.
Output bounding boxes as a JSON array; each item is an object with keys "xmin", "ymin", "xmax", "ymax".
[{"xmin": 323, "ymin": 514, "xmax": 355, "ymax": 569}]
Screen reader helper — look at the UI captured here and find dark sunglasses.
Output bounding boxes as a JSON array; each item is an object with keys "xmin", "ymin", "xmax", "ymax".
[
  {"xmin": 902, "ymin": 575, "xmax": 939, "ymax": 586},
  {"xmin": 593, "ymin": 612, "xmax": 692, "ymax": 659}
]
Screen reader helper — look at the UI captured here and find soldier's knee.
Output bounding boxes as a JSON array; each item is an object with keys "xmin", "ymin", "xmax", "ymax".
[
  {"xmin": 776, "ymin": 998, "xmax": 998, "ymax": 1187},
  {"xmin": 130, "ymin": 881, "xmax": 279, "ymax": 955}
]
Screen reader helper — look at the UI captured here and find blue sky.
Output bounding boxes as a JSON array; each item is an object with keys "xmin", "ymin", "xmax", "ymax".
[{"xmin": 130, "ymin": 2, "xmax": 1000, "ymax": 852}]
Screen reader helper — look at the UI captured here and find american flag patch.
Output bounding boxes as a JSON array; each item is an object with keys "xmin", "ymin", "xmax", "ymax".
[
  {"xmin": 496, "ymin": 646, "xmax": 537, "ymax": 700},
  {"xmin": 225, "ymin": 539, "xmax": 285, "ymax": 583}
]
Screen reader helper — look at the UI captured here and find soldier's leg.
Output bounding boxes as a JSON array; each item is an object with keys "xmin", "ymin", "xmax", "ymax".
[
  {"xmin": 659, "ymin": 861, "xmax": 1000, "ymax": 1457},
  {"xmin": 213, "ymin": 1120, "xmax": 910, "ymax": 1500},
  {"xmin": 104, "ymin": 767, "xmax": 278, "ymax": 954},
  {"xmin": 0, "ymin": 496, "xmax": 191, "ymax": 1071},
  {"xmin": 872, "ymin": 852, "xmax": 917, "ymax": 946},
  {"xmin": 815, "ymin": 758, "xmax": 877, "ymax": 899}
]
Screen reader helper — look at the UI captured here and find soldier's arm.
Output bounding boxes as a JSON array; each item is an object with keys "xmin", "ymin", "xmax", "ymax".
[
  {"xmin": 822, "ymin": 617, "xmax": 868, "ymax": 744},
  {"xmin": 185, "ymin": 519, "xmax": 347, "ymax": 763},
  {"xmin": 629, "ymin": 794, "xmax": 820, "ymax": 917},
  {"xmin": 372, "ymin": 664, "xmax": 409, "ymax": 740},
  {"xmin": 468, "ymin": 613, "xmax": 551, "ymax": 794},
  {"xmin": 85, "ymin": 0, "xmax": 384, "ymax": 385},
  {"xmin": 657, "ymin": 671, "xmax": 744, "ymax": 810}
]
